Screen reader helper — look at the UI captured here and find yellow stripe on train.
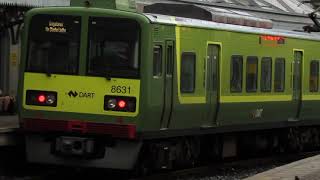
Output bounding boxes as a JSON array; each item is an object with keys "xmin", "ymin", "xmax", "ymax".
[{"xmin": 220, "ymin": 95, "xmax": 292, "ymax": 103}]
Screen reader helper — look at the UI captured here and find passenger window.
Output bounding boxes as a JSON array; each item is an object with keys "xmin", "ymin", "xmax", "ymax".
[
  {"xmin": 246, "ymin": 56, "xmax": 258, "ymax": 92},
  {"xmin": 153, "ymin": 45, "xmax": 162, "ymax": 77},
  {"xmin": 230, "ymin": 55, "xmax": 243, "ymax": 92},
  {"xmin": 274, "ymin": 58, "xmax": 285, "ymax": 92},
  {"xmin": 181, "ymin": 52, "xmax": 196, "ymax": 93},
  {"xmin": 310, "ymin": 60, "xmax": 319, "ymax": 92},
  {"xmin": 261, "ymin": 57, "xmax": 272, "ymax": 92}
]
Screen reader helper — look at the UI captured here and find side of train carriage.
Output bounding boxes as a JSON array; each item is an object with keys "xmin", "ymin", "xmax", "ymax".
[{"xmin": 19, "ymin": 0, "xmax": 320, "ymax": 170}]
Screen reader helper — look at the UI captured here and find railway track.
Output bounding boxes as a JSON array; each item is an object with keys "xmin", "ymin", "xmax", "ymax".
[
  {"xmin": 0, "ymin": 148, "xmax": 318, "ymax": 180},
  {"xmin": 131, "ymin": 151, "xmax": 320, "ymax": 180}
]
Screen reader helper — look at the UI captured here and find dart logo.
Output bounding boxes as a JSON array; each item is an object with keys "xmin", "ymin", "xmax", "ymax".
[
  {"xmin": 68, "ymin": 90, "xmax": 78, "ymax": 98},
  {"xmin": 67, "ymin": 90, "xmax": 95, "ymax": 99}
]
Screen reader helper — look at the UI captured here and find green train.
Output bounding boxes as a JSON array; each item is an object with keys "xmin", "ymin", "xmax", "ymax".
[{"xmin": 19, "ymin": 0, "xmax": 320, "ymax": 170}]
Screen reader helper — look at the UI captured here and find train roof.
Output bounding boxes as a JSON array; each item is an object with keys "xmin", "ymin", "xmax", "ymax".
[
  {"xmin": 144, "ymin": 13, "xmax": 320, "ymax": 42},
  {"xmin": 0, "ymin": 0, "xmax": 69, "ymax": 7}
]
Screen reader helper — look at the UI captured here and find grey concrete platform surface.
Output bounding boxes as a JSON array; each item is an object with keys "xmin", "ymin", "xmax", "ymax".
[
  {"xmin": 0, "ymin": 115, "xmax": 19, "ymax": 146},
  {"xmin": 244, "ymin": 154, "xmax": 320, "ymax": 180}
]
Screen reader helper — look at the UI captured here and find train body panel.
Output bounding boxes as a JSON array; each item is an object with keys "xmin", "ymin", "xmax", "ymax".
[
  {"xmin": 140, "ymin": 24, "xmax": 176, "ymax": 131},
  {"xmin": 162, "ymin": 23, "xmax": 320, "ymax": 129},
  {"xmin": 23, "ymin": 73, "xmax": 140, "ymax": 117},
  {"xmin": 18, "ymin": 2, "xmax": 320, "ymax": 169}
]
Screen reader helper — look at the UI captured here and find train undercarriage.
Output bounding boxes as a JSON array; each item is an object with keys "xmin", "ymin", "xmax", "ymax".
[{"xmin": 25, "ymin": 125, "xmax": 320, "ymax": 174}]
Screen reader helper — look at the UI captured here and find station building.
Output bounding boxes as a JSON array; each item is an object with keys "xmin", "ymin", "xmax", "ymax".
[{"xmin": 0, "ymin": 0, "xmax": 69, "ymax": 98}]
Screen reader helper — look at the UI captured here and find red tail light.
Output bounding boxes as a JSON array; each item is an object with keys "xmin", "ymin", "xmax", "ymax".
[
  {"xmin": 104, "ymin": 96, "xmax": 136, "ymax": 112},
  {"xmin": 118, "ymin": 100, "xmax": 126, "ymax": 108},
  {"xmin": 26, "ymin": 90, "xmax": 57, "ymax": 107},
  {"xmin": 37, "ymin": 95, "xmax": 46, "ymax": 103}
]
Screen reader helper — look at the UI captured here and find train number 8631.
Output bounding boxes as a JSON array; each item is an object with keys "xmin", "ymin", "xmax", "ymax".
[{"xmin": 110, "ymin": 85, "xmax": 131, "ymax": 94}]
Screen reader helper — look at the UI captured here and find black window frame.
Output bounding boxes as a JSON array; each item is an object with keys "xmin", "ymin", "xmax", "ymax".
[
  {"xmin": 180, "ymin": 52, "xmax": 196, "ymax": 93},
  {"xmin": 310, "ymin": 60, "xmax": 319, "ymax": 92},
  {"xmin": 274, "ymin": 58, "xmax": 285, "ymax": 92},
  {"xmin": 260, "ymin": 57, "xmax": 272, "ymax": 92},
  {"xmin": 230, "ymin": 55, "xmax": 243, "ymax": 93}
]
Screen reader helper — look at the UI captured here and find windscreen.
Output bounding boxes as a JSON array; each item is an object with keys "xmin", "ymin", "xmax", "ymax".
[
  {"xmin": 26, "ymin": 14, "xmax": 81, "ymax": 75},
  {"xmin": 87, "ymin": 17, "xmax": 140, "ymax": 78}
]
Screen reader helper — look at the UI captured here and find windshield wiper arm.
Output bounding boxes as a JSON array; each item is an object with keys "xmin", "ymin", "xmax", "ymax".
[
  {"xmin": 105, "ymin": 66, "xmax": 112, "ymax": 81},
  {"xmin": 45, "ymin": 64, "xmax": 52, "ymax": 77}
]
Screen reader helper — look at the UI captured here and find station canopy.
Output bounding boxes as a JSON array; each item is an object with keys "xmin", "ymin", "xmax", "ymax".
[
  {"xmin": 139, "ymin": 0, "xmax": 316, "ymax": 15},
  {"xmin": 138, "ymin": 0, "xmax": 319, "ymax": 31},
  {"xmin": 184, "ymin": 0, "xmax": 315, "ymax": 14},
  {"xmin": 0, "ymin": 0, "xmax": 69, "ymax": 7},
  {"xmin": 0, "ymin": 0, "xmax": 315, "ymax": 13},
  {"xmin": 0, "ymin": 0, "xmax": 318, "ymax": 31}
]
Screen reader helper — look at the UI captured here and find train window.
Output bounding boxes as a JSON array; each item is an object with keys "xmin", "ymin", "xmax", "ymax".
[
  {"xmin": 181, "ymin": 52, "xmax": 196, "ymax": 93},
  {"xmin": 26, "ymin": 14, "xmax": 81, "ymax": 75},
  {"xmin": 310, "ymin": 60, "xmax": 319, "ymax": 92},
  {"xmin": 274, "ymin": 58, "xmax": 285, "ymax": 92},
  {"xmin": 261, "ymin": 57, "xmax": 272, "ymax": 92},
  {"xmin": 153, "ymin": 45, "xmax": 162, "ymax": 77},
  {"xmin": 230, "ymin": 55, "xmax": 243, "ymax": 92},
  {"xmin": 87, "ymin": 17, "xmax": 140, "ymax": 78},
  {"xmin": 246, "ymin": 56, "xmax": 258, "ymax": 92}
]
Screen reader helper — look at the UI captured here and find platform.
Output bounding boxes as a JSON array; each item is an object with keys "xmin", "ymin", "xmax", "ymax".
[
  {"xmin": 0, "ymin": 115, "xmax": 19, "ymax": 146},
  {"xmin": 244, "ymin": 154, "xmax": 320, "ymax": 180}
]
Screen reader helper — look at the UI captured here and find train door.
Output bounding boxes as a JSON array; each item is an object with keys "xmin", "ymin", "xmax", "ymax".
[
  {"xmin": 160, "ymin": 40, "xmax": 174, "ymax": 129},
  {"xmin": 0, "ymin": 32, "xmax": 9, "ymax": 94},
  {"xmin": 205, "ymin": 44, "xmax": 220, "ymax": 125},
  {"xmin": 293, "ymin": 50, "xmax": 303, "ymax": 118}
]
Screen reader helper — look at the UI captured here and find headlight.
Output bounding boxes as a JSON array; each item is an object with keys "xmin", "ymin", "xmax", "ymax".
[
  {"xmin": 107, "ymin": 99, "xmax": 117, "ymax": 109},
  {"xmin": 46, "ymin": 95, "xmax": 56, "ymax": 105}
]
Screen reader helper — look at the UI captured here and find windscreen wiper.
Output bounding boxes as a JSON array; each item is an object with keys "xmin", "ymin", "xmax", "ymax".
[
  {"xmin": 45, "ymin": 63, "xmax": 52, "ymax": 77},
  {"xmin": 105, "ymin": 66, "xmax": 112, "ymax": 81}
]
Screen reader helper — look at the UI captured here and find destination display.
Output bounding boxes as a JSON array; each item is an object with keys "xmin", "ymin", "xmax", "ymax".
[{"xmin": 259, "ymin": 35, "xmax": 285, "ymax": 46}]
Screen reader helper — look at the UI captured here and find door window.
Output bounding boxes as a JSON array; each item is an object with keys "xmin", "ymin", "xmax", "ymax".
[
  {"xmin": 166, "ymin": 45, "xmax": 173, "ymax": 76},
  {"xmin": 153, "ymin": 45, "xmax": 162, "ymax": 77},
  {"xmin": 310, "ymin": 60, "xmax": 319, "ymax": 92}
]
